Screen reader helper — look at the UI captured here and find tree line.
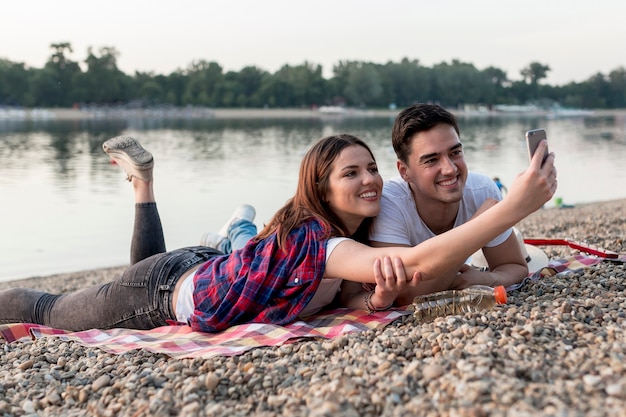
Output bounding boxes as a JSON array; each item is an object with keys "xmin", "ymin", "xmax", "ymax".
[{"xmin": 1, "ymin": 42, "xmax": 625, "ymax": 110}]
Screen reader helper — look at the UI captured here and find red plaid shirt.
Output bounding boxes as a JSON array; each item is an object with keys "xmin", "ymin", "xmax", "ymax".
[{"xmin": 190, "ymin": 218, "xmax": 328, "ymax": 333}]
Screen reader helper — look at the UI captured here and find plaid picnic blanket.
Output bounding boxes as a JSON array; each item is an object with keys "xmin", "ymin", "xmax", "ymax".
[
  {"xmin": 0, "ymin": 254, "xmax": 615, "ymax": 359},
  {"xmin": 0, "ymin": 307, "xmax": 411, "ymax": 359},
  {"xmin": 506, "ymin": 253, "xmax": 610, "ymax": 292}
]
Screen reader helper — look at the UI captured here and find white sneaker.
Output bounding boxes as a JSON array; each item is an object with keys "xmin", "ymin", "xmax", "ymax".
[
  {"xmin": 102, "ymin": 136, "xmax": 154, "ymax": 182},
  {"xmin": 218, "ymin": 204, "xmax": 256, "ymax": 237}
]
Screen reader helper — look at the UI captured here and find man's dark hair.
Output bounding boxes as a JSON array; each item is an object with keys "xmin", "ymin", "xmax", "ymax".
[{"xmin": 391, "ymin": 104, "xmax": 460, "ymax": 163}]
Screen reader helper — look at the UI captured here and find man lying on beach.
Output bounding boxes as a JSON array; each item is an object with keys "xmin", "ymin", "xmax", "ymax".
[
  {"xmin": 203, "ymin": 104, "xmax": 547, "ymax": 309},
  {"xmin": 342, "ymin": 104, "xmax": 533, "ymax": 306}
]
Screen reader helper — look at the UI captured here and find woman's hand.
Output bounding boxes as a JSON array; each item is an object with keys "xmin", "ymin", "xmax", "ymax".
[{"xmin": 369, "ymin": 256, "xmax": 420, "ymax": 309}]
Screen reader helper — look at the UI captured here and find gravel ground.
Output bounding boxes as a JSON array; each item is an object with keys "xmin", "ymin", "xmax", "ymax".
[{"xmin": 1, "ymin": 199, "xmax": 625, "ymax": 417}]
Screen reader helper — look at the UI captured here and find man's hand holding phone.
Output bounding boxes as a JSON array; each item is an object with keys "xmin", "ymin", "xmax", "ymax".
[
  {"xmin": 502, "ymin": 129, "xmax": 557, "ymax": 216},
  {"xmin": 526, "ymin": 128, "xmax": 549, "ymax": 165}
]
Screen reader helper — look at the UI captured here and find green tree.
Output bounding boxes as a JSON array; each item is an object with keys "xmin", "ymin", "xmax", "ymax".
[
  {"xmin": 182, "ymin": 60, "xmax": 223, "ymax": 106},
  {"xmin": 579, "ymin": 73, "xmax": 609, "ymax": 108},
  {"xmin": 272, "ymin": 62, "xmax": 326, "ymax": 107},
  {"xmin": 480, "ymin": 66, "xmax": 510, "ymax": 105},
  {"xmin": 520, "ymin": 62, "xmax": 551, "ymax": 85},
  {"xmin": 134, "ymin": 71, "xmax": 164, "ymax": 105},
  {"xmin": 79, "ymin": 46, "xmax": 130, "ymax": 104},
  {"xmin": 339, "ymin": 61, "xmax": 383, "ymax": 107},
  {"xmin": 483, "ymin": 66, "xmax": 508, "ymax": 87},
  {"xmin": 257, "ymin": 75, "xmax": 291, "ymax": 107},
  {"xmin": 159, "ymin": 71, "xmax": 186, "ymax": 106},
  {"xmin": 607, "ymin": 67, "xmax": 626, "ymax": 108},
  {"xmin": 230, "ymin": 66, "xmax": 267, "ymax": 107},
  {"xmin": 378, "ymin": 58, "xmax": 428, "ymax": 107},
  {"xmin": 32, "ymin": 42, "xmax": 82, "ymax": 106},
  {"xmin": 217, "ymin": 71, "xmax": 242, "ymax": 107},
  {"xmin": 0, "ymin": 59, "xmax": 32, "ymax": 106},
  {"xmin": 429, "ymin": 60, "xmax": 486, "ymax": 107}
]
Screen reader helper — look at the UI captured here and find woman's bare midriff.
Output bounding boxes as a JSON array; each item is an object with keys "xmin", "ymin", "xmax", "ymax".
[{"xmin": 172, "ymin": 264, "xmax": 202, "ymax": 313}]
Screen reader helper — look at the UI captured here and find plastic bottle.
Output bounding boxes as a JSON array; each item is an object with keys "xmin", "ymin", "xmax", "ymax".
[{"xmin": 412, "ymin": 285, "xmax": 507, "ymax": 321}]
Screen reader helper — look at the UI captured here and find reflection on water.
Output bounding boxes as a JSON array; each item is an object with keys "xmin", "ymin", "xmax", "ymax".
[{"xmin": 1, "ymin": 114, "xmax": 625, "ymax": 281}]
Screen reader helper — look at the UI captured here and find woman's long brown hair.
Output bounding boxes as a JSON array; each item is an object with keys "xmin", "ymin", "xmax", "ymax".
[{"xmin": 255, "ymin": 134, "xmax": 377, "ymax": 249}]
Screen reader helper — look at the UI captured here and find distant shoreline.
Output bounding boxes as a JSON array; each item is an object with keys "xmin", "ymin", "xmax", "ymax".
[
  {"xmin": 4, "ymin": 107, "xmax": 394, "ymax": 121},
  {"xmin": 2, "ymin": 107, "xmax": 625, "ymax": 121}
]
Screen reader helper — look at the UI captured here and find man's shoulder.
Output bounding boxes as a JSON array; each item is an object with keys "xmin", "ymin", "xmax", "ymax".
[
  {"xmin": 459, "ymin": 172, "xmax": 503, "ymax": 215},
  {"xmin": 466, "ymin": 171, "xmax": 495, "ymax": 187},
  {"xmin": 464, "ymin": 172, "xmax": 501, "ymax": 196},
  {"xmin": 382, "ymin": 176, "xmax": 410, "ymax": 197}
]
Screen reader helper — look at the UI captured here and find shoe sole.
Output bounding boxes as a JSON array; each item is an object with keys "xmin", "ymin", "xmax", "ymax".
[{"xmin": 103, "ymin": 136, "xmax": 154, "ymax": 181}]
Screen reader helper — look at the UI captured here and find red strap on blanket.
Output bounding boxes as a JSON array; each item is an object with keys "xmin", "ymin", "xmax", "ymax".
[{"xmin": 524, "ymin": 238, "xmax": 619, "ymax": 259}]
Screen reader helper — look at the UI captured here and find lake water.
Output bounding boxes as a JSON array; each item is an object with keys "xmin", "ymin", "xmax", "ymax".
[{"xmin": 1, "ymin": 112, "xmax": 625, "ymax": 282}]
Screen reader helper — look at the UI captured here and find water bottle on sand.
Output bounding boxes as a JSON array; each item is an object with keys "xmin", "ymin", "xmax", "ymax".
[{"xmin": 412, "ymin": 285, "xmax": 507, "ymax": 321}]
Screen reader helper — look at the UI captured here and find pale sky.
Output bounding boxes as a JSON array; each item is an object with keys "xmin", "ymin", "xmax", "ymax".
[{"xmin": 2, "ymin": 0, "xmax": 625, "ymax": 85}]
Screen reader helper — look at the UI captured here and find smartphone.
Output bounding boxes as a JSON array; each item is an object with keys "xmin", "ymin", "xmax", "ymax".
[{"xmin": 525, "ymin": 128, "xmax": 548, "ymax": 164}]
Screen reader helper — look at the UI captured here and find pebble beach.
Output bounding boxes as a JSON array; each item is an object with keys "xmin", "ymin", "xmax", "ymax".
[{"xmin": 1, "ymin": 199, "xmax": 625, "ymax": 417}]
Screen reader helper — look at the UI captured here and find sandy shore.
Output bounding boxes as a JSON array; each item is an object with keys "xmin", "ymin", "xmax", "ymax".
[
  {"xmin": 4, "ymin": 107, "xmax": 626, "ymax": 122},
  {"xmin": 1, "ymin": 199, "xmax": 625, "ymax": 416},
  {"xmin": 2, "ymin": 106, "xmax": 399, "ymax": 121}
]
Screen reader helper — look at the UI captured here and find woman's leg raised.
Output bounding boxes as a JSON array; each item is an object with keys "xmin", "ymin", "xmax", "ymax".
[
  {"xmin": 102, "ymin": 136, "xmax": 166, "ymax": 264},
  {"xmin": 0, "ymin": 137, "xmax": 175, "ymax": 330}
]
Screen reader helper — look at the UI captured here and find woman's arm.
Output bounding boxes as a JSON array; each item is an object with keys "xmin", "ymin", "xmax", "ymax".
[{"xmin": 326, "ymin": 141, "xmax": 556, "ymax": 288}]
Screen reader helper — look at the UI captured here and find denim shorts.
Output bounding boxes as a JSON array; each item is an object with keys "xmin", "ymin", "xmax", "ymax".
[{"xmin": 33, "ymin": 246, "xmax": 222, "ymax": 331}]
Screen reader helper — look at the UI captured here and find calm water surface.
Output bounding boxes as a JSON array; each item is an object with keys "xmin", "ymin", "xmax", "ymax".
[{"xmin": 1, "ymin": 114, "xmax": 625, "ymax": 281}]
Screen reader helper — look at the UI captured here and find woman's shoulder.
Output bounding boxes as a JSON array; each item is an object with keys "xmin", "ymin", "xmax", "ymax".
[
  {"xmin": 285, "ymin": 216, "xmax": 324, "ymax": 231},
  {"xmin": 293, "ymin": 217, "xmax": 330, "ymax": 238}
]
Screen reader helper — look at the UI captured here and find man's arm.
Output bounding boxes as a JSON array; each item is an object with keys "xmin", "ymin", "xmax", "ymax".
[
  {"xmin": 373, "ymin": 198, "xmax": 527, "ymax": 299},
  {"xmin": 451, "ymin": 229, "xmax": 528, "ymax": 289}
]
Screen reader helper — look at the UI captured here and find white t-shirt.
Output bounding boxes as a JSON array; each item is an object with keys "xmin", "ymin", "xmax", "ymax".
[
  {"xmin": 297, "ymin": 237, "xmax": 348, "ymax": 317},
  {"xmin": 370, "ymin": 172, "xmax": 512, "ymax": 247}
]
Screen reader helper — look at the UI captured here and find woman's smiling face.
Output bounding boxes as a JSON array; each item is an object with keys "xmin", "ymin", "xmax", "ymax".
[{"xmin": 324, "ymin": 144, "xmax": 383, "ymax": 234}]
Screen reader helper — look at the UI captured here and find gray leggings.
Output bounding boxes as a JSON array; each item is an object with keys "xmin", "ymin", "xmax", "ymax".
[{"xmin": 0, "ymin": 203, "xmax": 221, "ymax": 331}]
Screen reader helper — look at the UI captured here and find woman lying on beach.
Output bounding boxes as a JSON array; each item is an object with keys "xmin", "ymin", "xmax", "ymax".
[{"xmin": 0, "ymin": 134, "xmax": 556, "ymax": 333}]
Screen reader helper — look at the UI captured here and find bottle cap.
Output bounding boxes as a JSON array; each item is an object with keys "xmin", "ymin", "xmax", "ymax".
[{"xmin": 494, "ymin": 286, "xmax": 507, "ymax": 304}]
